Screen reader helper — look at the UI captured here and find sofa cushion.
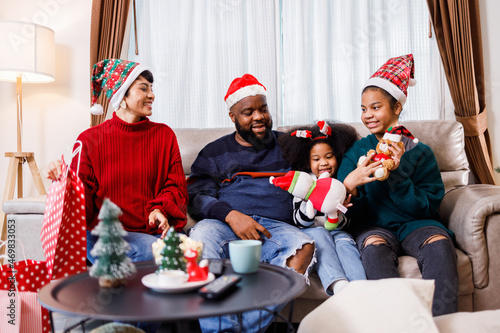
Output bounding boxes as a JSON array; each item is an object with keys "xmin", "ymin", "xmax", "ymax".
[
  {"xmin": 174, "ymin": 127, "xmax": 234, "ymax": 176},
  {"xmin": 298, "ymin": 278, "xmax": 438, "ymax": 333},
  {"xmin": 2, "ymin": 195, "xmax": 47, "ymax": 214},
  {"xmin": 433, "ymin": 309, "xmax": 500, "ymax": 332}
]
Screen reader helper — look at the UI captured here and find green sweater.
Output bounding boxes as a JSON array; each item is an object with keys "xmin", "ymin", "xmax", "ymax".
[{"xmin": 337, "ymin": 134, "xmax": 451, "ymax": 241}]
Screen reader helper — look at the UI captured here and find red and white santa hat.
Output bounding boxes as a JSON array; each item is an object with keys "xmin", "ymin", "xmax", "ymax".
[
  {"xmin": 90, "ymin": 58, "xmax": 151, "ymax": 115},
  {"xmin": 383, "ymin": 125, "xmax": 419, "ymax": 143},
  {"xmin": 224, "ymin": 74, "xmax": 267, "ymax": 110},
  {"xmin": 363, "ymin": 54, "xmax": 416, "ymax": 106}
]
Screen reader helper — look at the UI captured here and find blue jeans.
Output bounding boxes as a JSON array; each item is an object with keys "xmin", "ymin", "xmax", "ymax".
[
  {"xmin": 302, "ymin": 228, "xmax": 366, "ymax": 295},
  {"xmin": 86, "ymin": 230, "xmax": 162, "ymax": 264},
  {"xmin": 355, "ymin": 225, "xmax": 458, "ymax": 316},
  {"xmin": 188, "ymin": 217, "xmax": 314, "ymax": 333}
]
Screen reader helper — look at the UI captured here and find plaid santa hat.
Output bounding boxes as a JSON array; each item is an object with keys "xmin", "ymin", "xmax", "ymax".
[
  {"xmin": 224, "ymin": 74, "xmax": 267, "ymax": 110},
  {"xmin": 383, "ymin": 125, "xmax": 419, "ymax": 143},
  {"xmin": 90, "ymin": 59, "xmax": 151, "ymax": 115},
  {"xmin": 363, "ymin": 54, "xmax": 416, "ymax": 106}
]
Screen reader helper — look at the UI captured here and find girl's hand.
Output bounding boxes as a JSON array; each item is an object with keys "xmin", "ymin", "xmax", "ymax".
[
  {"xmin": 149, "ymin": 209, "xmax": 170, "ymax": 238},
  {"xmin": 343, "ymin": 153, "xmax": 381, "ymax": 197},
  {"xmin": 389, "ymin": 143, "xmax": 405, "ymax": 170},
  {"xmin": 44, "ymin": 160, "xmax": 62, "ymax": 181},
  {"xmin": 343, "ymin": 194, "xmax": 353, "ymax": 208}
]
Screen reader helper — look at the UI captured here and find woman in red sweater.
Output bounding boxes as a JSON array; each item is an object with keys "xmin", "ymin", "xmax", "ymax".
[{"xmin": 45, "ymin": 59, "xmax": 188, "ymax": 263}]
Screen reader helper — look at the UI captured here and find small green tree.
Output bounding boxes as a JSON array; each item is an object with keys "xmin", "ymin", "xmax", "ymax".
[
  {"xmin": 89, "ymin": 198, "xmax": 136, "ymax": 287},
  {"xmin": 157, "ymin": 228, "xmax": 186, "ymax": 273}
]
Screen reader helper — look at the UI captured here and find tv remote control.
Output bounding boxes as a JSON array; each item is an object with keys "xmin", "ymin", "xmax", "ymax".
[
  {"xmin": 208, "ymin": 259, "xmax": 224, "ymax": 276},
  {"xmin": 199, "ymin": 274, "xmax": 242, "ymax": 299}
]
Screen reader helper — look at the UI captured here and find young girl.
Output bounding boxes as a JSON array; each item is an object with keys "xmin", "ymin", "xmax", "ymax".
[
  {"xmin": 278, "ymin": 121, "xmax": 367, "ymax": 295},
  {"xmin": 337, "ymin": 54, "xmax": 458, "ymax": 315}
]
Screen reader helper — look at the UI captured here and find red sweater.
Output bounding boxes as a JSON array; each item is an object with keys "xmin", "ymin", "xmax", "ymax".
[{"xmin": 71, "ymin": 113, "xmax": 188, "ymax": 233}]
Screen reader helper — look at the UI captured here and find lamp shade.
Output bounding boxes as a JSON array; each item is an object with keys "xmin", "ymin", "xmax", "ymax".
[{"xmin": 0, "ymin": 20, "xmax": 55, "ymax": 83}]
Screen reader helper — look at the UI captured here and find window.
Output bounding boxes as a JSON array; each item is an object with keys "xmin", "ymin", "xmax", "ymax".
[{"xmin": 127, "ymin": 0, "xmax": 452, "ymax": 128}]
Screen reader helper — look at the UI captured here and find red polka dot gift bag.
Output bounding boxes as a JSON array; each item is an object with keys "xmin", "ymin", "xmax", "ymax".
[
  {"xmin": 0, "ymin": 241, "xmax": 52, "ymax": 333},
  {"xmin": 40, "ymin": 142, "xmax": 87, "ymax": 280}
]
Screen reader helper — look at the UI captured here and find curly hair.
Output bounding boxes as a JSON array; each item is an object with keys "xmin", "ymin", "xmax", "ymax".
[{"xmin": 278, "ymin": 121, "xmax": 360, "ymax": 176}]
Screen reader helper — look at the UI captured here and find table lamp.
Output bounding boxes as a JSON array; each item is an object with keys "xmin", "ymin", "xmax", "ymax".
[{"xmin": 0, "ymin": 20, "xmax": 55, "ymax": 242}]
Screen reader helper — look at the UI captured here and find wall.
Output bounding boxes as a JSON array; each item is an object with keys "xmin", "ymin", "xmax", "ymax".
[
  {"xmin": 0, "ymin": 0, "xmax": 499, "ymax": 201},
  {"xmin": 0, "ymin": 0, "xmax": 91, "ymax": 199},
  {"xmin": 480, "ymin": 0, "xmax": 500, "ymax": 184}
]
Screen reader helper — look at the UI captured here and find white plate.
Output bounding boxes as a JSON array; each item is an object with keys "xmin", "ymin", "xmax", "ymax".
[{"xmin": 141, "ymin": 272, "xmax": 215, "ymax": 293}]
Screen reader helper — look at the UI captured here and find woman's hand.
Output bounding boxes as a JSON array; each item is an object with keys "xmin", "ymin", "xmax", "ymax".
[
  {"xmin": 149, "ymin": 209, "xmax": 170, "ymax": 238},
  {"xmin": 343, "ymin": 153, "xmax": 381, "ymax": 197},
  {"xmin": 44, "ymin": 160, "xmax": 62, "ymax": 181}
]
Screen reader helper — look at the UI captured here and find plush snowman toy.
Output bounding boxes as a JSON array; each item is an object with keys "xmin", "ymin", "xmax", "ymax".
[{"xmin": 270, "ymin": 171, "xmax": 347, "ymax": 231}]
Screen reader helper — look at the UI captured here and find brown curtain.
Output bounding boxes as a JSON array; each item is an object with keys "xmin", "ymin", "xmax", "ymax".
[
  {"xmin": 427, "ymin": 0, "xmax": 496, "ymax": 185},
  {"xmin": 90, "ymin": 0, "xmax": 131, "ymax": 127}
]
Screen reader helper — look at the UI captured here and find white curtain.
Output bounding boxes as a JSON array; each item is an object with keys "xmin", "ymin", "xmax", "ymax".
[
  {"xmin": 281, "ymin": 0, "xmax": 452, "ymax": 124},
  {"xmin": 127, "ymin": 0, "xmax": 278, "ymax": 128},
  {"xmin": 127, "ymin": 0, "xmax": 452, "ymax": 128}
]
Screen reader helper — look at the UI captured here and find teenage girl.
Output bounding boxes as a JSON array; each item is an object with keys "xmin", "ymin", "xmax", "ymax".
[
  {"xmin": 337, "ymin": 54, "xmax": 458, "ymax": 316},
  {"xmin": 278, "ymin": 121, "xmax": 367, "ymax": 295}
]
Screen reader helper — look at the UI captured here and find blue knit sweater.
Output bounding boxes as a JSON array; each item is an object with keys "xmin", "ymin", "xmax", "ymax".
[
  {"xmin": 188, "ymin": 131, "xmax": 294, "ymax": 224},
  {"xmin": 337, "ymin": 134, "xmax": 451, "ymax": 241}
]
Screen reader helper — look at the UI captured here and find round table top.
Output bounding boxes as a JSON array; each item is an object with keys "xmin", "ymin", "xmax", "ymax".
[{"xmin": 38, "ymin": 260, "xmax": 307, "ymax": 322}]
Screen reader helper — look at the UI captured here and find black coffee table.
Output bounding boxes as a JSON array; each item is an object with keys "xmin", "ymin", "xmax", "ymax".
[{"xmin": 38, "ymin": 260, "xmax": 306, "ymax": 331}]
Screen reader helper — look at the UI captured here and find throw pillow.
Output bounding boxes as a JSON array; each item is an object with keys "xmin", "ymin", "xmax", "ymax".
[{"xmin": 298, "ymin": 278, "xmax": 439, "ymax": 333}]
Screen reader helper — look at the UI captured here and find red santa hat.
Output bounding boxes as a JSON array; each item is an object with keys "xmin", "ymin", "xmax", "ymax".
[
  {"xmin": 224, "ymin": 74, "xmax": 267, "ymax": 110},
  {"xmin": 363, "ymin": 54, "xmax": 416, "ymax": 106},
  {"xmin": 90, "ymin": 58, "xmax": 151, "ymax": 115},
  {"xmin": 383, "ymin": 125, "xmax": 419, "ymax": 143}
]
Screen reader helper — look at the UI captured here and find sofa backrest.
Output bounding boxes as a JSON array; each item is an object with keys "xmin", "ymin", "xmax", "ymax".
[{"xmin": 173, "ymin": 120, "xmax": 469, "ymax": 194}]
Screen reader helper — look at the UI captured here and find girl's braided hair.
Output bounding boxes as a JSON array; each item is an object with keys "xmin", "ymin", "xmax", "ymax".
[{"xmin": 278, "ymin": 121, "xmax": 360, "ymax": 176}]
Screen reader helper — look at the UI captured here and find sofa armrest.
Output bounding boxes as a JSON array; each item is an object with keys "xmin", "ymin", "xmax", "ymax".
[{"xmin": 439, "ymin": 184, "xmax": 500, "ymax": 289}]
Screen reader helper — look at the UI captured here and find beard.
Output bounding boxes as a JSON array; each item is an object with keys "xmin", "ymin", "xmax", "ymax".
[{"xmin": 235, "ymin": 118, "xmax": 274, "ymax": 150}]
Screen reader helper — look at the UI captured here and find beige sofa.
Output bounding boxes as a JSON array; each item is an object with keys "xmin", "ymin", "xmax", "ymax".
[
  {"xmin": 3, "ymin": 119, "xmax": 500, "ymax": 321},
  {"xmin": 173, "ymin": 119, "xmax": 500, "ymax": 321}
]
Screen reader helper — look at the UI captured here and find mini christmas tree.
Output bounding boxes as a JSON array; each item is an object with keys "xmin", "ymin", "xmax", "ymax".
[
  {"xmin": 157, "ymin": 228, "xmax": 186, "ymax": 273},
  {"xmin": 89, "ymin": 198, "xmax": 136, "ymax": 287}
]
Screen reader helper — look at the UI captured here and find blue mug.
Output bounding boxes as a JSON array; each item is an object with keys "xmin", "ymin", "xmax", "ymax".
[{"xmin": 229, "ymin": 240, "xmax": 262, "ymax": 274}]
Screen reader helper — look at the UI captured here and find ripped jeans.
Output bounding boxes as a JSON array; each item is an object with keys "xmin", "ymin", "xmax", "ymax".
[
  {"xmin": 355, "ymin": 226, "xmax": 458, "ymax": 316},
  {"xmin": 188, "ymin": 216, "xmax": 315, "ymax": 333}
]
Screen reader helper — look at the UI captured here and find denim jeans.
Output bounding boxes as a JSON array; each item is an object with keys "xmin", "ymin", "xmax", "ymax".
[
  {"xmin": 302, "ymin": 228, "xmax": 366, "ymax": 295},
  {"xmin": 188, "ymin": 217, "xmax": 314, "ymax": 333},
  {"xmin": 86, "ymin": 230, "xmax": 162, "ymax": 264},
  {"xmin": 355, "ymin": 225, "xmax": 458, "ymax": 316}
]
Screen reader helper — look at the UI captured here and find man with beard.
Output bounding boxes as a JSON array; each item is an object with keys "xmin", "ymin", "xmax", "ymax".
[{"xmin": 188, "ymin": 74, "xmax": 315, "ymax": 332}]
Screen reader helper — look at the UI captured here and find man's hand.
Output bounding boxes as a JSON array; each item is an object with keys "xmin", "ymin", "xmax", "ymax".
[
  {"xmin": 149, "ymin": 209, "xmax": 170, "ymax": 238},
  {"xmin": 225, "ymin": 210, "xmax": 271, "ymax": 240}
]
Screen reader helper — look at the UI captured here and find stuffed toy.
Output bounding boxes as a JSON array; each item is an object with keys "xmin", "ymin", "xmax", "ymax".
[
  {"xmin": 185, "ymin": 248, "xmax": 209, "ymax": 282},
  {"xmin": 358, "ymin": 125, "xmax": 418, "ymax": 181},
  {"xmin": 270, "ymin": 171, "xmax": 347, "ymax": 231}
]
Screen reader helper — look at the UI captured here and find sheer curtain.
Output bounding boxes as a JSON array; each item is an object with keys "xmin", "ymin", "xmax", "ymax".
[
  {"xmin": 127, "ymin": 0, "xmax": 451, "ymax": 128},
  {"xmin": 281, "ymin": 0, "xmax": 450, "ymax": 124},
  {"xmin": 127, "ymin": 0, "xmax": 278, "ymax": 128}
]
